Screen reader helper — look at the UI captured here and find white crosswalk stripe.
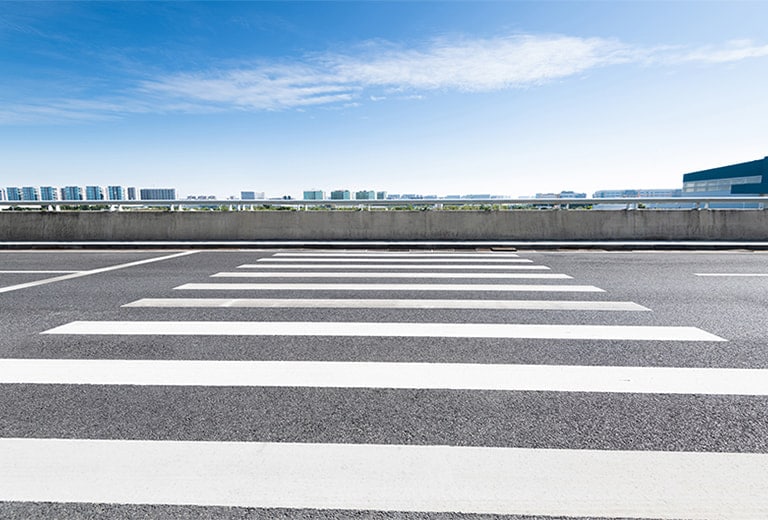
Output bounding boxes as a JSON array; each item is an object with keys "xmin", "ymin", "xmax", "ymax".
[
  {"xmin": 273, "ymin": 252, "xmax": 522, "ymax": 258},
  {"xmin": 2, "ymin": 438, "xmax": 765, "ymax": 519},
  {"xmin": 238, "ymin": 263, "xmax": 549, "ymax": 269},
  {"xmin": 4, "ymin": 249, "xmax": 749, "ymax": 518},
  {"xmin": 1, "ymin": 359, "xmax": 762, "ymax": 395},
  {"xmin": 211, "ymin": 271, "xmax": 572, "ymax": 279},
  {"xmin": 257, "ymin": 257, "xmax": 534, "ymax": 263},
  {"xmin": 42, "ymin": 320, "xmax": 724, "ymax": 341},
  {"xmin": 175, "ymin": 282, "xmax": 604, "ymax": 292},
  {"xmin": 123, "ymin": 297, "xmax": 650, "ymax": 311}
]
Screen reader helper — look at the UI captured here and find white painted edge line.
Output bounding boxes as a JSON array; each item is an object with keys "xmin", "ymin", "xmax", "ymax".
[
  {"xmin": 238, "ymin": 264, "xmax": 549, "ymax": 270},
  {"xmin": 174, "ymin": 283, "xmax": 604, "ymax": 293},
  {"xmin": 1, "ymin": 438, "xmax": 766, "ymax": 518},
  {"xmin": 211, "ymin": 272, "xmax": 572, "ymax": 280},
  {"xmin": 123, "ymin": 298, "xmax": 650, "ymax": 311},
  {"xmin": 0, "ymin": 270, "xmax": 81, "ymax": 274},
  {"xmin": 41, "ymin": 321, "xmax": 725, "ymax": 341},
  {"xmin": 0, "ymin": 359, "xmax": 758, "ymax": 394},
  {"xmin": 257, "ymin": 258, "xmax": 534, "ymax": 263},
  {"xmin": 695, "ymin": 273, "xmax": 768, "ymax": 277},
  {"xmin": 0, "ymin": 251, "xmax": 199, "ymax": 294},
  {"xmin": 272, "ymin": 252, "xmax": 520, "ymax": 258}
]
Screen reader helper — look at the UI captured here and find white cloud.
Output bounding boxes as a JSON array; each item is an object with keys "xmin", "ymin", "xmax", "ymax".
[
  {"xmin": 4, "ymin": 34, "xmax": 768, "ymax": 123},
  {"xmin": 331, "ymin": 35, "xmax": 634, "ymax": 91},
  {"xmin": 677, "ymin": 40, "xmax": 768, "ymax": 64},
  {"xmin": 141, "ymin": 66, "xmax": 359, "ymax": 110},
  {"xmin": 138, "ymin": 34, "xmax": 634, "ymax": 113}
]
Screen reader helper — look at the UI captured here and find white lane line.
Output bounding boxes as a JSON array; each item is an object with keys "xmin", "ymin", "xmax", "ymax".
[
  {"xmin": 2, "ymin": 359, "xmax": 761, "ymax": 394},
  {"xmin": 695, "ymin": 273, "xmax": 768, "ymax": 277},
  {"xmin": 41, "ymin": 321, "xmax": 724, "ymax": 341},
  {"xmin": 0, "ymin": 270, "xmax": 81, "ymax": 274},
  {"xmin": 123, "ymin": 298, "xmax": 650, "ymax": 311},
  {"xmin": 258, "ymin": 258, "xmax": 534, "ymax": 263},
  {"xmin": 174, "ymin": 283, "xmax": 603, "ymax": 293},
  {"xmin": 211, "ymin": 272, "xmax": 572, "ymax": 280},
  {"xmin": 273, "ymin": 252, "xmax": 520, "ymax": 258},
  {"xmin": 0, "ymin": 251, "xmax": 199, "ymax": 295},
  {"xmin": 1, "ymin": 438, "xmax": 765, "ymax": 518},
  {"xmin": 239, "ymin": 264, "xmax": 549, "ymax": 270}
]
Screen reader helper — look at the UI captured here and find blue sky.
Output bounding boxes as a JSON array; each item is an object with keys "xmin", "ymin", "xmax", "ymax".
[{"xmin": 1, "ymin": 1, "xmax": 767, "ymax": 198}]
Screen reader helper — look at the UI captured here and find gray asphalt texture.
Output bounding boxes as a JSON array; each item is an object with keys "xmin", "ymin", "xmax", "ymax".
[{"xmin": 1, "ymin": 248, "xmax": 767, "ymax": 519}]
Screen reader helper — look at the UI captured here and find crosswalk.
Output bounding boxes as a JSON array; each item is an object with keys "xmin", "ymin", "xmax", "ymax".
[{"xmin": 3, "ymin": 249, "xmax": 767, "ymax": 519}]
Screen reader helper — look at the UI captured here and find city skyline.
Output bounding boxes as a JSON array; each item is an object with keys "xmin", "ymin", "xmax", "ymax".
[
  {"xmin": 0, "ymin": 181, "xmax": 687, "ymax": 201},
  {"xmin": 1, "ymin": 2, "xmax": 767, "ymax": 197}
]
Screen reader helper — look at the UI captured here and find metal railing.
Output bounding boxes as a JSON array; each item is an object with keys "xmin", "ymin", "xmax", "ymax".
[{"xmin": 0, "ymin": 196, "xmax": 766, "ymax": 211}]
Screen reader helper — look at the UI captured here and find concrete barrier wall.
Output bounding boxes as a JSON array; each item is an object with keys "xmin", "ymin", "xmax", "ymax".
[{"xmin": 1, "ymin": 210, "xmax": 768, "ymax": 241}]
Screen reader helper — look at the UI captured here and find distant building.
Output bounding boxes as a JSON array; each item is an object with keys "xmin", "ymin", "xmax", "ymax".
[
  {"xmin": 5, "ymin": 187, "xmax": 22, "ymax": 201},
  {"xmin": 140, "ymin": 188, "xmax": 176, "ymax": 200},
  {"xmin": 40, "ymin": 186, "xmax": 58, "ymax": 201},
  {"xmin": 22, "ymin": 186, "xmax": 39, "ymax": 200},
  {"xmin": 0, "ymin": 188, "xmax": 5, "ymax": 201},
  {"xmin": 303, "ymin": 190, "xmax": 325, "ymax": 200},
  {"xmin": 330, "ymin": 190, "xmax": 350, "ymax": 200},
  {"xmin": 241, "ymin": 191, "xmax": 265, "ymax": 200},
  {"xmin": 593, "ymin": 189, "xmax": 682, "ymax": 198},
  {"xmin": 60, "ymin": 186, "xmax": 83, "ymax": 201},
  {"xmin": 536, "ymin": 191, "xmax": 587, "ymax": 199},
  {"xmin": 355, "ymin": 190, "xmax": 375, "ymax": 200},
  {"xmin": 85, "ymin": 186, "xmax": 104, "ymax": 200},
  {"xmin": 559, "ymin": 191, "xmax": 587, "ymax": 199},
  {"xmin": 107, "ymin": 186, "xmax": 125, "ymax": 200},
  {"xmin": 376, "ymin": 191, "xmax": 387, "ymax": 200},
  {"xmin": 127, "ymin": 187, "xmax": 137, "ymax": 200},
  {"xmin": 682, "ymin": 156, "xmax": 768, "ymax": 196}
]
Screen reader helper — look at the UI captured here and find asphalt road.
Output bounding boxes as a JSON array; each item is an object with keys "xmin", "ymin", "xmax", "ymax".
[{"xmin": 1, "ymin": 248, "xmax": 767, "ymax": 519}]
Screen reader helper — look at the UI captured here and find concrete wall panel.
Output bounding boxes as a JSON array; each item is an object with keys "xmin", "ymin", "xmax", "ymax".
[{"xmin": 1, "ymin": 210, "xmax": 767, "ymax": 241}]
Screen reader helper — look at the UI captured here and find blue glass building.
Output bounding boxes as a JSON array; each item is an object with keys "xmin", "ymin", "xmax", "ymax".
[
  {"xmin": 61, "ymin": 186, "xmax": 84, "ymax": 201},
  {"xmin": 5, "ymin": 187, "xmax": 22, "ymax": 201},
  {"xmin": 140, "ymin": 188, "xmax": 176, "ymax": 200},
  {"xmin": 22, "ymin": 187, "xmax": 39, "ymax": 200},
  {"xmin": 85, "ymin": 186, "xmax": 104, "ymax": 200},
  {"xmin": 40, "ymin": 186, "xmax": 58, "ymax": 200}
]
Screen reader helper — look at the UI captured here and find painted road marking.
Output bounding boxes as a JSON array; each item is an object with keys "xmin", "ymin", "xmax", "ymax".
[
  {"xmin": 239, "ymin": 264, "xmax": 549, "ymax": 270},
  {"xmin": 211, "ymin": 272, "xmax": 572, "ymax": 280},
  {"xmin": 0, "ymin": 438, "xmax": 765, "ymax": 518},
  {"xmin": 41, "ymin": 321, "xmax": 724, "ymax": 341},
  {"xmin": 0, "ymin": 270, "xmax": 81, "ymax": 274},
  {"xmin": 2, "ymin": 359, "xmax": 763, "ymax": 395},
  {"xmin": 174, "ymin": 283, "xmax": 604, "ymax": 292},
  {"xmin": 0, "ymin": 251, "xmax": 199, "ymax": 295},
  {"xmin": 123, "ymin": 298, "xmax": 649, "ymax": 311},
  {"xmin": 695, "ymin": 273, "xmax": 768, "ymax": 277},
  {"xmin": 257, "ymin": 257, "xmax": 534, "ymax": 263},
  {"xmin": 273, "ymin": 252, "xmax": 520, "ymax": 258}
]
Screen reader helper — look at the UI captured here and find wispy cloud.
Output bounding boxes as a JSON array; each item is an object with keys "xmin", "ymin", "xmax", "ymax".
[
  {"xmin": 140, "ymin": 66, "xmax": 359, "ymax": 111},
  {"xmin": 330, "ymin": 35, "xmax": 634, "ymax": 91},
  {"xmin": 4, "ymin": 34, "xmax": 768, "ymax": 123},
  {"xmin": 674, "ymin": 39, "xmax": 768, "ymax": 64},
  {"xmin": 138, "ymin": 34, "xmax": 634, "ymax": 112}
]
